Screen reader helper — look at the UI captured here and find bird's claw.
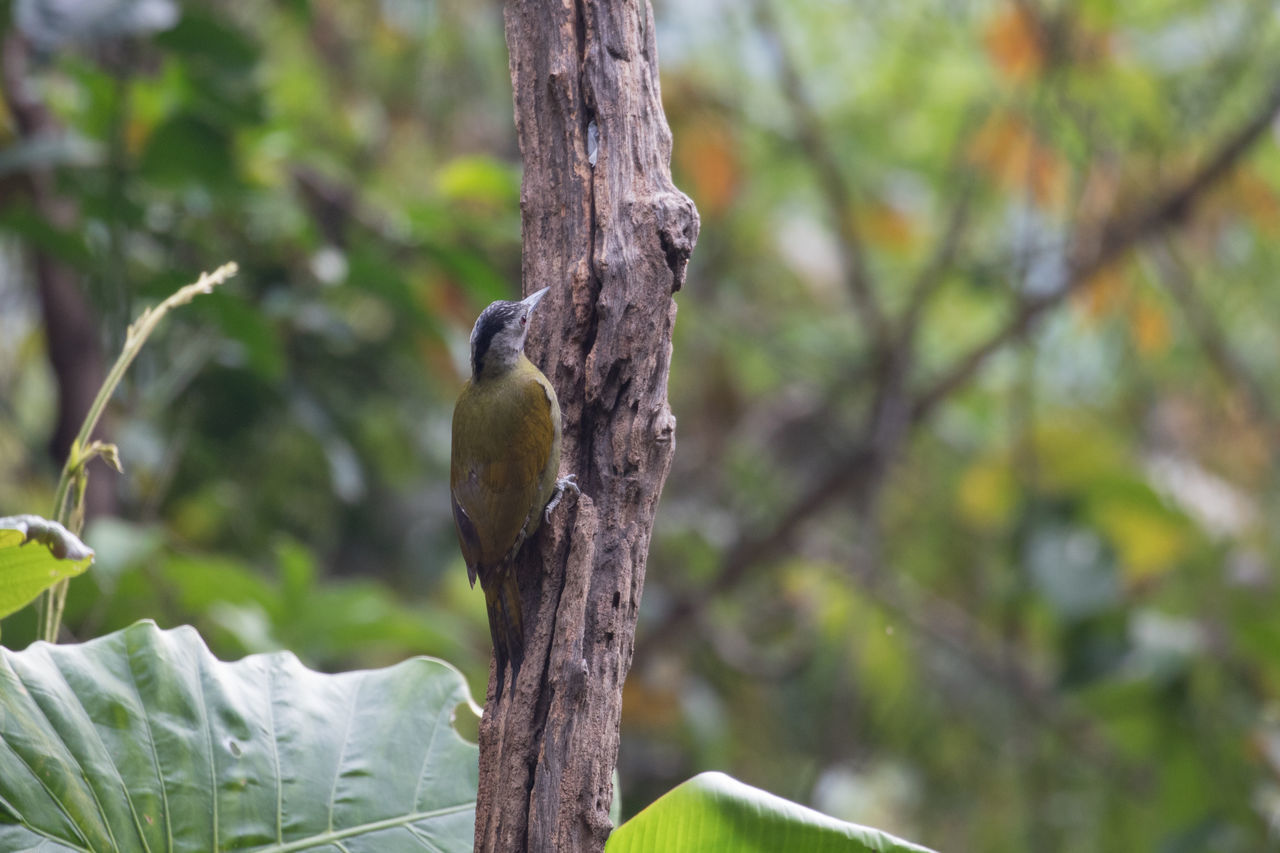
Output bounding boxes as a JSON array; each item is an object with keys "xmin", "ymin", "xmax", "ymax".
[{"xmin": 545, "ymin": 474, "xmax": 580, "ymax": 521}]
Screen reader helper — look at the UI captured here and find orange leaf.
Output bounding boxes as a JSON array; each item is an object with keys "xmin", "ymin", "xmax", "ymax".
[
  {"xmin": 1231, "ymin": 170, "xmax": 1280, "ymax": 235},
  {"xmin": 859, "ymin": 200, "xmax": 916, "ymax": 252},
  {"xmin": 969, "ymin": 113, "xmax": 1032, "ymax": 178},
  {"xmin": 621, "ymin": 677, "xmax": 682, "ymax": 729},
  {"xmin": 984, "ymin": 4, "xmax": 1044, "ymax": 80},
  {"xmin": 1131, "ymin": 293, "xmax": 1170, "ymax": 355},
  {"xmin": 1028, "ymin": 146, "xmax": 1068, "ymax": 208},
  {"xmin": 967, "ymin": 112, "xmax": 1067, "ymax": 208},
  {"xmin": 675, "ymin": 117, "xmax": 739, "ymax": 217},
  {"xmin": 1075, "ymin": 263, "xmax": 1126, "ymax": 322}
]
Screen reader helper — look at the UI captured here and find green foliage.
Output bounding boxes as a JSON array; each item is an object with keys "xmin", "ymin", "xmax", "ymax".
[
  {"xmin": 0, "ymin": 620, "xmax": 479, "ymax": 852},
  {"xmin": 0, "ymin": 615, "xmax": 928, "ymax": 851},
  {"xmin": 60, "ymin": 520, "xmax": 486, "ymax": 689},
  {"xmin": 607, "ymin": 772, "xmax": 936, "ymax": 853},
  {"xmin": 0, "ymin": 516, "xmax": 93, "ymax": 620},
  {"xmin": 643, "ymin": 1, "xmax": 1280, "ymax": 849},
  {"xmin": 4, "ymin": 0, "xmax": 1280, "ymax": 850}
]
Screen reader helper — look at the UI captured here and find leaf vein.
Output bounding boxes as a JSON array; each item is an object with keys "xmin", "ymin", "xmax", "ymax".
[
  {"xmin": 325, "ymin": 673, "xmax": 364, "ymax": 833},
  {"xmin": 410, "ymin": 679, "xmax": 444, "ymax": 812},
  {"xmin": 194, "ymin": 648, "xmax": 219, "ymax": 850},
  {"xmin": 268, "ymin": 660, "xmax": 283, "ymax": 844},
  {"xmin": 123, "ymin": 629, "xmax": 172, "ymax": 853},
  {"xmin": 49, "ymin": 650, "xmax": 151, "ymax": 853},
  {"xmin": 252, "ymin": 803, "xmax": 473, "ymax": 853},
  {"xmin": 1, "ymin": 648, "xmax": 107, "ymax": 845},
  {"xmin": 405, "ymin": 822, "xmax": 449, "ymax": 853}
]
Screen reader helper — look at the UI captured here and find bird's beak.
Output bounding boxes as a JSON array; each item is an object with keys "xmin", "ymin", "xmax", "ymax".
[{"xmin": 521, "ymin": 287, "xmax": 551, "ymax": 313}]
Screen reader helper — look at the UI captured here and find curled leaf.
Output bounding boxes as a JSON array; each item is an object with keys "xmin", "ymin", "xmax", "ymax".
[
  {"xmin": 0, "ymin": 515, "xmax": 94, "ymax": 561},
  {"xmin": 82, "ymin": 440, "xmax": 124, "ymax": 474},
  {"xmin": 0, "ymin": 515, "xmax": 94, "ymax": 620}
]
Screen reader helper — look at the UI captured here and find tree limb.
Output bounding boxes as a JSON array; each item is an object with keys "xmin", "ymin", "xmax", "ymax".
[
  {"xmin": 910, "ymin": 75, "xmax": 1280, "ymax": 424},
  {"xmin": 1150, "ymin": 240, "xmax": 1274, "ymax": 427},
  {"xmin": 751, "ymin": 0, "xmax": 887, "ymax": 344},
  {"xmin": 643, "ymin": 73, "xmax": 1280, "ymax": 659},
  {"xmin": 898, "ymin": 177, "xmax": 974, "ymax": 350}
]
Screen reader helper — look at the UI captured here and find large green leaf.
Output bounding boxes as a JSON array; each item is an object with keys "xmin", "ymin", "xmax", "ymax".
[
  {"xmin": 0, "ymin": 621, "xmax": 478, "ymax": 852},
  {"xmin": 0, "ymin": 515, "xmax": 94, "ymax": 621},
  {"xmin": 606, "ymin": 772, "xmax": 936, "ymax": 853}
]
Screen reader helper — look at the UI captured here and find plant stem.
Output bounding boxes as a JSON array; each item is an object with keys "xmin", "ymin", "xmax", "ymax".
[{"xmin": 36, "ymin": 262, "xmax": 239, "ymax": 643}]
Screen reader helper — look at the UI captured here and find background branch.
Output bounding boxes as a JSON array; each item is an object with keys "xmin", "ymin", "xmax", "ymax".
[
  {"xmin": 751, "ymin": 0, "xmax": 887, "ymax": 344},
  {"xmin": 909, "ymin": 74, "xmax": 1280, "ymax": 424},
  {"xmin": 642, "ymin": 66, "xmax": 1280, "ymax": 662},
  {"xmin": 1150, "ymin": 240, "xmax": 1274, "ymax": 428}
]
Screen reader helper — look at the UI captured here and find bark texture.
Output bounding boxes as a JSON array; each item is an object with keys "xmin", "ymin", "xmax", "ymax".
[{"xmin": 474, "ymin": 2, "xmax": 698, "ymax": 851}]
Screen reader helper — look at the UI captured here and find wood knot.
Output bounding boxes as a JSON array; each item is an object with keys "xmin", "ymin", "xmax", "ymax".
[
  {"xmin": 565, "ymin": 657, "xmax": 589, "ymax": 698},
  {"xmin": 655, "ymin": 192, "xmax": 700, "ymax": 292},
  {"xmin": 653, "ymin": 409, "xmax": 675, "ymax": 444}
]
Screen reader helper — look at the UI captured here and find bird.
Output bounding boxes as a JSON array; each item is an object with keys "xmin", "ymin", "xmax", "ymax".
[{"xmin": 450, "ymin": 286, "xmax": 577, "ymax": 700}]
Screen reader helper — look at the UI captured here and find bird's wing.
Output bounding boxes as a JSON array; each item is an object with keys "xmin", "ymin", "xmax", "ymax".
[{"xmin": 450, "ymin": 373, "xmax": 557, "ymax": 572}]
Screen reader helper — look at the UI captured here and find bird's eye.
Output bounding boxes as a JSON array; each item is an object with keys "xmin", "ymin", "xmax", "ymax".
[{"xmin": 520, "ymin": 315, "xmax": 527, "ymax": 326}]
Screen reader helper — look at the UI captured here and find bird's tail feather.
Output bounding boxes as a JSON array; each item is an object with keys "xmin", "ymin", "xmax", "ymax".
[{"xmin": 484, "ymin": 570, "xmax": 524, "ymax": 701}]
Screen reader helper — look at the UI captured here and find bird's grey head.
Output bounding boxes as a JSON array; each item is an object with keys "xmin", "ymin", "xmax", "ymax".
[{"xmin": 469, "ymin": 287, "xmax": 550, "ymax": 378}]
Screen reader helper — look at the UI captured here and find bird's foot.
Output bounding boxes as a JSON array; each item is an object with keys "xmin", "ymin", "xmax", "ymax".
[{"xmin": 545, "ymin": 474, "xmax": 581, "ymax": 521}]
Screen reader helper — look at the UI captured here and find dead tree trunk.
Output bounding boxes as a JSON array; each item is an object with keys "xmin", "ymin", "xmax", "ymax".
[{"xmin": 474, "ymin": 2, "xmax": 698, "ymax": 851}]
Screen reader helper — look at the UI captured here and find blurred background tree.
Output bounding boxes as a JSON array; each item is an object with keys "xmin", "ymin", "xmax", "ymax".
[{"xmin": 2, "ymin": 1, "xmax": 1279, "ymax": 850}]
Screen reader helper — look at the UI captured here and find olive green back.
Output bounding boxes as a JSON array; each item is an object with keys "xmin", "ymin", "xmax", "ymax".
[{"xmin": 450, "ymin": 355, "xmax": 562, "ymax": 575}]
